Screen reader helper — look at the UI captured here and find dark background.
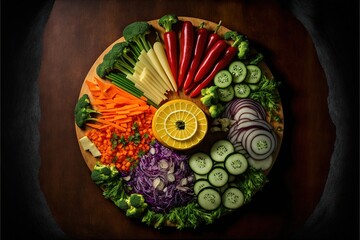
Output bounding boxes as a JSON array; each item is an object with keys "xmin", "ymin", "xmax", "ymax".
[{"xmin": 1, "ymin": 0, "xmax": 359, "ymax": 239}]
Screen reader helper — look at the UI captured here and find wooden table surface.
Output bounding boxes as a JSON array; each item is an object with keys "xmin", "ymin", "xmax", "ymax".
[{"xmin": 38, "ymin": 0, "xmax": 336, "ymax": 239}]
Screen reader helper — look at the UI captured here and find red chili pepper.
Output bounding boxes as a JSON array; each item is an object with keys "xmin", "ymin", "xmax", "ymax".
[
  {"xmin": 205, "ymin": 20, "xmax": 222, "ymax": 54},
  {"xmin": 178, "ymin": 21, "xmax": 194, "ymax": 89},
  {"xmin": 159, "ymin": 15, "xmax": 179, "ymax": 84},
  {"xmin": 163, "ymin": 31, "xmax": 178, "ymax": 83},
  {"xmin": 184, "ymin": 81, "xmax": 195, "ymax": 95},
  {"xmin": 183, "ymin": 22, "xmax": 208, "ymax": 91},
  {"xmin": 190, "ymin": 45, "xmax": 238, "ymax": 98},
  {"xmin": 193, "ymin": 39, "xmax": 228, "ymax": 83}
]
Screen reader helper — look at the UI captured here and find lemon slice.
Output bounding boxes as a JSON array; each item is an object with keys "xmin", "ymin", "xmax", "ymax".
[
  {"xmin": 152, "ymin": 99, "xmax": 208, "ymax": 150},
  {"xmin": 164, "ymin": 110, "xmax": 198, "ymax": 141}
]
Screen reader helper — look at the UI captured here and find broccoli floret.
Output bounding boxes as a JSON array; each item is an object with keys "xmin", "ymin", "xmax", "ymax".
[
  {"xmin": 103, "ymin": 42, "xmax": 125, "ymax": 61},
  {"xmin": 209, "ymin": 103, "xmax": 225, "ymax": 119},
  {"xmin": 200, "ymin": 86, "xmax": 219, "ymax": 107},
  {"xmin": 123, "ymin": 21, "xmax": 152, "ymax": 55},
  {"xmin": 201, "ymin": 85, "xmax": 218, "ymax": 96},
  {"xmin": 96, "ymin": 42, "xmax": 137, "ymax": 78},
  {"xmin": 224, "ymin": 31, "xmax": 250, "ymax": 60},
  {"xmin": 126, "ymin": 206, "xmax": 144, "ymax": 218},
  {"xmin": 124, "ymin": 193, "xmax": 148, "ymax": 218},
  {"xmin": 74, "ymin": 94, "xmax": 100, "ymax": 129},
  {"xmin": 201, "ymin": 94, "xmax": 217, "ymax": 107},
  {"xmin": 238, "ymin": 40, "xmax": 250, "ymax": 60},
  {"xmin": 129, "ymin": 193, "xmax": 146, "ymax": 208},
  {"xmin": 116, "ymin": 198, "xmax": 130, "ymax": 211},
  {"xmin": 224, "ymin": 31, "xmax": 245, "ymax": 48},
  {"xmin": 158, "ymin": 14, "xmax": 178, "ymax": 32},
  {"xmin": 74, "ymin": 93, "xmax": 91, "ymax": 111},
  {"xmin": 91, "ymin": 162, "xmax": 119, "ymax": 186},
  {"xmin": 96, "ymin": 60, "xmax": 114, "ymax": 78},
  {"xmin": 201, "ymin": 95, "xmax": 214, "ymax": 107}
]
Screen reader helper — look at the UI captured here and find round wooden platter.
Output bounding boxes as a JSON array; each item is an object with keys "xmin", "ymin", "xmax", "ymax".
[{"xmin": 75, "ymin": 16, "xmax": 284, "ymax": 177}]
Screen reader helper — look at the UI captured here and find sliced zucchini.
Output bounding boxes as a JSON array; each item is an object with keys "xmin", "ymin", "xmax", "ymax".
[
  {"xmin": 217, "ymin": 85, "xmax": 234, "ymax": 102},
  {"xmin": 228, "ymin": 61, "xmax": 247, "ymax": 83},
  {"xmin": 248, "ymin": 83, "xmax": 259, "ymax": 91},
  {"xmin": 210, "ymin": 139, "xmax": 235, "ymax": 162},
  {"xmin": 194, "ymin": 173, "xmax": 207, "ymax": 181},
  {"xmin": 244, "ymin": 65, "xmax": 262, "ymax": 84},
  {"xmin": 224, "ymin": 152, "xmax": 248, "ymax": 175},
  {"xmin": 222, "ymin": 187, "xmax": 244, "ymax": 209},
  {"xmin": 233, "ymin": 83, "xmax": 251, "ymax": 98},
  {"xmin": 197, "ymin": 187, "xmax": 222, "ymax": 211},
  {"xmin": 193, "ymin": 179, "xmax": 211, "ymax": 195},
  {"xmin": 207, "ymin": 167, "xmax": 229, "ymax": 187},
  {"xmin": 189, "ymin": 152, "xmax": 213, "ymax": 175},
  {"xmin": 213, "ymin": 162, "xmax": 225, "ymax": 168},
  {"xmin": 214, "ymin": 70, "xmax": 233, "ymax": 88}
]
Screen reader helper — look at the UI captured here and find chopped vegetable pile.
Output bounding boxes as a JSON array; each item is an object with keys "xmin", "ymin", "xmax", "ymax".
[
  {"xmin": 86, "ymin": 122, "xmax": 154, "ymax": 172},
  {"xmin": 126, "ymin": 141, "xmax": 195, "ymax": 213}
]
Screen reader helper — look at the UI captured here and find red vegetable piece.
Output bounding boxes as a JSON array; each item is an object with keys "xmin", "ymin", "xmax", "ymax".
[
  {"xmin": 193, "ymin": 39, "xmax": 228, "ymax": 83},
  {"xmin": 159, "ymin": 15, "xmax": 179, "ymax": 83},
  {"xmin": 163, "ymin": 31, "xmax": 178, "ymax": 82},
  {"xmin": 178, "ymin": 21, "xmax": 194, "ymax": 89},
  {"xmin": 204, "ymin": 20, "xmax": 222, "ymax": 54},
  {"xmin": 190, "ymin": 45, "xmax": 238, "ymax": 97},
  {"xmin": 183, "ymin": 22, "xmax": 208, "ymax": 90}
]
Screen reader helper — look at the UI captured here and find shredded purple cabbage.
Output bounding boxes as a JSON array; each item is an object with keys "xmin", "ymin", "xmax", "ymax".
[{"xmin": 126, "ymin": 141, "xmax": 195, "ymax": 213}]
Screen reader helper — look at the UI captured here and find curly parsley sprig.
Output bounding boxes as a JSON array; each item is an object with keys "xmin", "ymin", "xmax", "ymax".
[{"xmin": 249, "ymin": 75, "xmax": 281, "ymax": 122}]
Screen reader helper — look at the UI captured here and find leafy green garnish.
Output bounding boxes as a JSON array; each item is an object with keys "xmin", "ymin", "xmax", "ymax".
[
  {"xmin": 233, "ymin": 166, "xmax": 268, "ymax": 203},
  {"xmin": 140, "ymin": 166, "xmax": 268, "ymax": 229},
  {"xmin": 141, "ymin": 202, "xmax": 230, "ymax": 230},
  {"xmin": 249, "ymin": 75, "xmax": 281, "ymax": 122},
  {"xmin": 91, "ymin": 153, "xmax": 268, "ymax": 230}
]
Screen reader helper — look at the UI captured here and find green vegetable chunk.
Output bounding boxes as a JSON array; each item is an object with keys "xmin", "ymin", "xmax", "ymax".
[
  {"xmin": 74, "ymin": 94, "xmax": 101, "ymax": 129},
  {"xmin": 129, "ymin": 193, "xmax": 146, "ymax": 208},
  {"xmin": 158, "ymin": 14, "xmax": 178, "ymax": 32},
  {"xmin": 209, "ymin": 103, "xmax": 225, "ymax": 118},
  {"xmin": 123, "ymin": 21, "xmax": 152, "ymax": 53},
  {"xmin": 200, "ymin": 85, "xmax": 219, "ymax": 107}
]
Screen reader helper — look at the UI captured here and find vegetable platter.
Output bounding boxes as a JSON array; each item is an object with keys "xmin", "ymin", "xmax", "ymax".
[{"xmin": 74, "ymin": 15, "xmax": 284, "ymax": 230}]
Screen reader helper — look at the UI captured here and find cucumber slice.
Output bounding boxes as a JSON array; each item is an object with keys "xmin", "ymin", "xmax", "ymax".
[
  {"xmin": 194, "ymin": 173, "xmax": 207, "ymax": 181},
  {"xmin": 222, "ymin": 187, "xmax": 244, "ymax": 209},
  {"xmin": 217, "ymin": 85, "xmax": 234, "ymax": 102},
  {"xmin": 207, "ymin": 167, "xmax": 229, "ymax": 187},
  {"xmin": 228, "ymin": 61, "xmax": 247, "ymax": 83},
  {"xmin": 189, "ymin": 152, "xmax": 213, "ymax": 175},
  {"xmin": 244, "ymin": 65, "xmax": 262, "ymax": 84},
  {"xmin": 233, "ymin": 83, "xmax": 251, "ymax": 98},
  {"xmin": 248, "ymin": 83, "xmax": 259, "ymax": 91},
  {"xmin": 197, "ymin": 187, "xmax": 222, "ymax": 211},
  {"xmin": 224, "ymin": 152, "xmax": 248, "ymax": 175},
  {"xmin": 210, "ymin": 139, "xmax": 235, "ymax": 162},
  {"xmin": 213, "ymin": 162, "xmax": 225, "ymax": 168},
  {"xmin": 194, "ymin": 179, "xmax": 211, "ymax": 195},
  {"xmin": 214, "ymin": 70, "xmax": 232, "ymax": 88}
]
